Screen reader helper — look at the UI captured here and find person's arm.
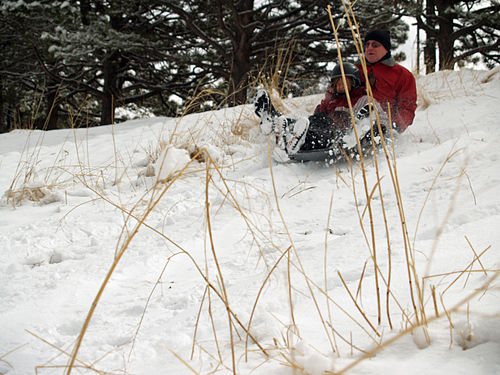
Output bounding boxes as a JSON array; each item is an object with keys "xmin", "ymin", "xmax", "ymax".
[
  {"xmin": 393, "ymin": 70, "xmax": 417, "ymax": 131},
  {"xmin": 314, "ymin": 86, "xmax": 335, "ymax": 114},
  {"xmin": 314, "ymin": 103, "xmax": 325, "ymax": 114}
]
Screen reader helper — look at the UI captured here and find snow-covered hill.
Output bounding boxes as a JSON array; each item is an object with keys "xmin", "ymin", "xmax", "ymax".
[{"xmin": 1, "ymin": 68, "xmax": 499, "ymax": 375}]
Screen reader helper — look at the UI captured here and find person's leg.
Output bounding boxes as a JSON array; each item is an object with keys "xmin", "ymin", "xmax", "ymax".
[
  {"xmin": 298, "ymin": 112, "xmax": 350, "ymax": 151},
  {"xmin": 254, "ymin": 90, "xmax": 289, "ymax": 151},
  {"xmin": 342, "ymin": 96, "xmax": 395, "ymax": 158},
  {"xmin": 254, "ymin": 91, "xmax": 350, "ymax": 156},
  {"xmin": 254, "ymin": 90, "xmax": 281, "ymax": 135},
  {"xmin": 254, "ymin": 90, "xmax": 311, "ymax": 154},
  {"xmin": 285, "ymin": 117, "xmax": 309, "ymax": 154},
  {"xmin": 352, "ymin": 96, "xmax": 391, "ymax": 139}
]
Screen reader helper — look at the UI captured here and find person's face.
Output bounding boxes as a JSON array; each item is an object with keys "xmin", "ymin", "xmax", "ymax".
[
  {"xmin": 365, "ymin": 40, "xmax": 388, "ymax": 63},
  {"xmin": 335, "ymin": 77, "xmax": 352, "ymax": 93}
]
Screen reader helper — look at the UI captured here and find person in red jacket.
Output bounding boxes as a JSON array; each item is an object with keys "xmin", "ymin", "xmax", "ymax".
[{"xmin": 358, "ymin": 29, "xmax": 417, "ymax": 132}]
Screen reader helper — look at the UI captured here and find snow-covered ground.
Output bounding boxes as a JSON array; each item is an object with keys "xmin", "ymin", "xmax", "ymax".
[{"xmin": 1, "ymin": 68, "xmax": 499, "ymax": 375}]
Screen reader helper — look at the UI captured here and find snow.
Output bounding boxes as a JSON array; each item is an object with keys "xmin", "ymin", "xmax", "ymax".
[
  {"xmin": 1, "ymin": 68, "xmax": 500, "ymax": 375},
  {"xmin": 156, "ymin": 146, "xmax": 191, "ymax": 182}
]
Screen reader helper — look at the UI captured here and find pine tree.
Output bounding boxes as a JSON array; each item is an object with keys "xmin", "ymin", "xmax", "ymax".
[
  {"xmin": 413, "ymin": 0, "xmax": 499, "ymax": 70},
  {"xmin": 40, "ymin": 0, "xmax": 179, "ymax": 125},
  {"xmin": 1, "ymin": 0, "xmax": 410, "ymax": 131},
  {"xmin": 0, "ymin": 0, "xmax": 65, "ymax": 130},
  {"xmin": 159, "ymin": 0, "xmax": 409, "ymax": 107},
  {"xmin": 1, "ymin": 0, "xmax": 191, "ymax": 128}
]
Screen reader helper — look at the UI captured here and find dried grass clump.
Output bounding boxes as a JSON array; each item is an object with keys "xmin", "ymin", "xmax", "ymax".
[
  {"xmin": 481, "ymin": 66, "xmax": 500, "ymax": 83},
  {"xmin": 188, "ymin": 145, "xmax": 207, "ymax": 163},
  {"xmin": 417, "ymin": 79, "xmax": 433, "ymax": 110},
  {"xmin": 5, "ymin": 185, "xmax": 50, "ymax": 206}
]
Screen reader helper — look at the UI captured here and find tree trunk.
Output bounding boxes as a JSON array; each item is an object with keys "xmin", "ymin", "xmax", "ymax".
[
  {"xmin": 100, "ymin": 92, "xmax": 114, "ymax": 125},
  {"xmin": 45, "ymin": 88, "xmax": 60, "ymax": 130},
  {"xmin": 0, "ymin": 79, "xmax": 6, "ymax": 133},
  {"xmin": 424, "ymin": 0, "xmax": 437, "ymax": 73},
  {"xmin": 228, "ymin": 52, "xmax": 251, "ymax": 106},
  {"xmin": 436, "ymin": 0, "xmax": 456, "ymax": 70},
  {"xmin": 100, "ymin": 54, "xmax": 118, "ymax": 125},
  {"xmin": 226, "ymin": 0, "xmax": 253, "ymax": 107}
]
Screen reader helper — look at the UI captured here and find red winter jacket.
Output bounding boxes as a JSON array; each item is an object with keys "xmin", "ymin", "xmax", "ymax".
[
  {"xmin": 356, "ymin": 58, "xmax": 417, "ymax": 131},
  {"xmin": 314, "ymin": 86, "xmax": 366, "ymax": 116}
]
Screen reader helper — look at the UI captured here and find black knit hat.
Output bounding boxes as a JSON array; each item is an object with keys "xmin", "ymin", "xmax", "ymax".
[{"xmin": 364, "ymin": 29, "xmax": 391, "ymax": 52}]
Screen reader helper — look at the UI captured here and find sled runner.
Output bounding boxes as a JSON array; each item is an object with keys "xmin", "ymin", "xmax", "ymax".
[{"xmin": 288, "ymin": 147, "xmax": 341, "ymax": 164}]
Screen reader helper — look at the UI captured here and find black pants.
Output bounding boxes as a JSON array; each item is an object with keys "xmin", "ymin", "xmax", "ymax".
[
  {"xmin": 297, "ymin": 111, "xmax": 389, "ymax": 157},
  {"xmin": 299, "ymin": 112, "xmax": 350, "ymax": 151}
]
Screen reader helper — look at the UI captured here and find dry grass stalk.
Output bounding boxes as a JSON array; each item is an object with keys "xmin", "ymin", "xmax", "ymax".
[
  {"xmin": 440, "ymin": 292, "xmax": 455, "ymax": 349},
  {"xmin": 442, "ymin": 245, "xmax": 492, "ymax": 295},
  {"xmin": 250, "ymin": 39, "xmax": 299, "ymax": 118},
  {"xmin": 266, "ymin": 140, "xmax": 297, "ymax": 329},
  {"xmin": 204, "ymin": 157, "xmax": 237, "ymax": 374},
  {"xmin": 337, "ymin": 271, "xmax": 380, "ymax": 337},
  {"xmin": 0, "ymin": 343, "xmax": 28, "ymax": 373},
  {"xmin": 285, "ymin": 253, "xmax": 381, "ymax": 345},
  {"xmin": 206, "ymin": 281, "xmax": 224, "ymax": 365},
  {"xmin": 324, "ymin": 193, "xmax": 341, "ymax": 354},
  {"xmin": 351, "ymin": 13, "xmax": 425, "ymax": 325},
  {"xmin": 127, "ymin": 253, "xmax": 182, "ymax": 361},
  {"xmin": 412, "ymin": 144, "xmax": 463, "ymax": 251},
  {"xmin": 355, "ymin": 260, "xmax": 367, "ymax": 302},
  {"xmin": 423, "ymin": 269, "xmax": 499, "ymax": 281},
  {"xmin": 25, "ymin": 330, "xmax": 104, "ymax": 374},
  {"xmin": 245, "ymin": 245, "xmax": 292, "ymax": 359},
  {"xmin": 328, "ymin": 4, "xmax": 383, "ymax": 326},
  {"xmin": 266, "ymin": 138, "xmax": 345, "ymax": 354},
  {"xmin": 191, "ymin": 285, "xmax": 209, "ymax": 360},
  {"xmin": 464, "ymin": 235, "xmax": 488, "ymax": 276},
  {"xmin": 325, "ymin": 322, "xmax": 368, "ymax": 355},
  {"xmin": 62, "ymin": 152, "xmax": 204, "ymax": 373},
  {"xmin": 328, "ymin": 272, "xmax": 499, "ymax": 375},
  {"xmin": 162, "ymin": 346, "xmax": 201, "ymax": 375},
  {"xmin": 60, "ymin": 147, "xmax": 275, "ymax": 374},
  {"xmin": 431, "ymin": 285, "xmax": 439, "ymax": 317},
  {"xmin": 6, "ymin": 98, "xmax": 102, "ymax": 208}
]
